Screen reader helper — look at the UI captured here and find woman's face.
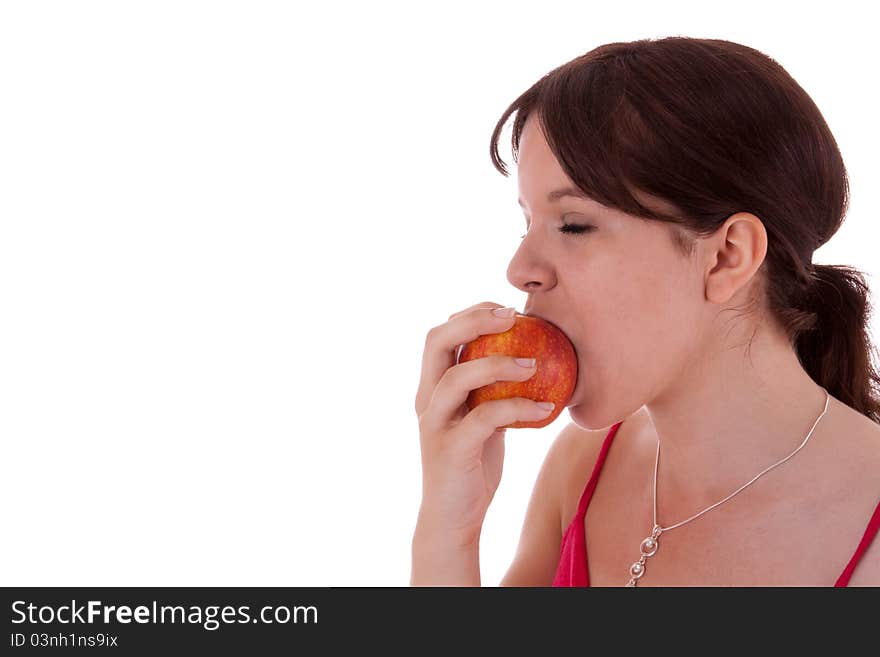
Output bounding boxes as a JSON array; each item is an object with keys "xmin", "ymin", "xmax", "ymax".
[{"xmin": 507, "ymin": 115, "xmax": 709, "ymax": 428}]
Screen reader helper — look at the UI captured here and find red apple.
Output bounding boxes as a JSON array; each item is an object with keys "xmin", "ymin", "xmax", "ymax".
[{"xmin": 456, "ymin": 312, "xmax": 578, "ymax": 429}]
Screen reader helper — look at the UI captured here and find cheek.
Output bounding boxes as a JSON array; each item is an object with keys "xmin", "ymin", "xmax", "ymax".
[
  {"xmin": 565, "ymin": 250, "xmax": 703, "ymax": 424},
  {"xmin": 580, "ymin": 259, "xmax": 699, "ymax": 380},
  {"xmin": 624, "ymin": 263, "xmax": 699, "ymax": 348}
]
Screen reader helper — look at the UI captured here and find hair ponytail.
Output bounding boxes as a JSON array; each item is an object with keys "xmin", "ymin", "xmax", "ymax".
[{"xmin": 789, "ymin": 264, "xmax": 880, "ymax": 422}]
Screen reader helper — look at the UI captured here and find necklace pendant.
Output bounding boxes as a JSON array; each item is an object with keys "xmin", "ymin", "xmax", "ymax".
[{"xmin": 627, "ymin": 525, "xmax": 662, "ymax": 587}]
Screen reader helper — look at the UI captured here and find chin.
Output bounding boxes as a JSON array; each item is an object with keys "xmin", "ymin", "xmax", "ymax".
[
  {"xmin": 565, "ymin": 399, "xmax": 595, "ymax": 430},
  {"xmin": 565, "ymin": 388, "xmax": 620, "ymax": 433}
]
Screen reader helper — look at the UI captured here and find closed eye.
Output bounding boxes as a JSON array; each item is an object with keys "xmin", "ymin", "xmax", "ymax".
[
  {"xmin": 559, "ymin": 223, "xmax": 595, "ymax": 235},
  {"xmin": 520, "ymin": 224, "xmax": 595, "ymax": 239}
]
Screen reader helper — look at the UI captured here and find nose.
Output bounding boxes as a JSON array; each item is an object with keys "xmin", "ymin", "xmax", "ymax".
[{"xmin": 506, "ymin": 231, "xmax": 556, "ymax": 293}]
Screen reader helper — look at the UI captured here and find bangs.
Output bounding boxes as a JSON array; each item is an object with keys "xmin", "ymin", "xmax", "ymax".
[{"xmin": 490, "ymin": 52, "xmax": 702, "ymax": 247}]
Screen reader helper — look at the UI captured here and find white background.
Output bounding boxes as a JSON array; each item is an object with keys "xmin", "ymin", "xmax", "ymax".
[{"xmin": 1, "ymin": 1, "xmax": 876, "ymax": 586}]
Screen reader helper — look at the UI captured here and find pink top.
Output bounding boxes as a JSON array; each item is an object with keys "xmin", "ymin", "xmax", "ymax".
[{"xmin": 552, "ymin": 421, "xmax": 880, "ymax": 586}]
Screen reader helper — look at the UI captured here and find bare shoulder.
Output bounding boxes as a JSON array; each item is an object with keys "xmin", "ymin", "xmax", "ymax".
[
  {"xmin": 830, "ymin": 401, "xmax": 880, "ymax": 478},
  {"xmin": 554, "ymin": 420, "xmax": 621, "ymax": 535},
  {"xmin": 497, "ymin": 420, "xmax": 615, "ymax": 586},
  {"xmin": 829, "ymin": 403, "xmax": 880, "ymax": 586}
]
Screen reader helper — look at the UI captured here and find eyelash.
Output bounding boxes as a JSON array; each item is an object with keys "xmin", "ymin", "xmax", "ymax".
[{"xmin": 520, "ymin": 224, "xmax": 595, "ymax": 239}]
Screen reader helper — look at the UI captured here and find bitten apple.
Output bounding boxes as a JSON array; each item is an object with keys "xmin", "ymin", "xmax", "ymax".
[{"xmin": 457, "ymin": 312, "xmax": 578, "ymax": 429}]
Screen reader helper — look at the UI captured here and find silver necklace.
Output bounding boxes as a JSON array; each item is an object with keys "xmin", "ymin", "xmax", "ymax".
[{"xmin": 625, "ymin": 387, "xmax": 830, "ymax": 586}]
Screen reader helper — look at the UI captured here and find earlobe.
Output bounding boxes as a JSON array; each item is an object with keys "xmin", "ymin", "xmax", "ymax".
[{"xmin": 704, "ymin": 212, "xmax": 768, "ymax": 305}]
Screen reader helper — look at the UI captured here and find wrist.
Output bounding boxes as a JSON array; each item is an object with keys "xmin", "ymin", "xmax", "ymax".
[
  {"xmin": 412, "ymin": 522, "xmax": 480, "ymax": 554},
  {"xmin": 413, "ymin": 507, "xmax": 482, "ymax": 551},
  {"xmin": 410, "ymin": 532, "xmax": 481, "ymax": 586}
]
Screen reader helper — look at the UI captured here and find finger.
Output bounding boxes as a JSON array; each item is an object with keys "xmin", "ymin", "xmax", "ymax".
[
  {"xmin": 448, "ymin": 302, "xmax": 512, "ymax": 363},
  {"xmin": 415, "ymin": 305, "xmax": 519, "ymax": 417},
  {"xmin": 447, "ymin": 301, "xmax": 506, "ymax": 321},
  {"xmin": 423, "ymin": 355, "xmax": 538, "ymax": 432},
  {"xmin": 454, "ymin": 397, "xmax": 556, "ymax": 450},
  {"xmin": 415, "ymin": 301, "xmax": 502, "ymax": 417},
  {"xmin": 448, "ymin": 302, "xmax": 504, "ymax": 365}
]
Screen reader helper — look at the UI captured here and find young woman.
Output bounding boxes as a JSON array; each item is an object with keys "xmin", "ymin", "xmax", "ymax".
[{"xmin": 411, "ymin": 37, "xmax": 880, "ymax": 586}]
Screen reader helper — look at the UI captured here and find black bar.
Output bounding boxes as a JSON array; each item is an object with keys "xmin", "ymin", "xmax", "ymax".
[{"xmin": 1, "ymin": 587, "xmax": 872, "ymax": 653}]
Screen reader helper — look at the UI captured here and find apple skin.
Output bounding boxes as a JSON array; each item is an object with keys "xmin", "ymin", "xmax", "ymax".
[{"xmin": 456, "ymin": 312, "xmax": 578, "ymax": 429}]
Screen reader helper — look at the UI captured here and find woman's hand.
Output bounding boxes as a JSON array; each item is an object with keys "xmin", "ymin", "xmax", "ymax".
[{"xmin": 414, "ymin": 302, "xmax": 556, "ymax": 548}]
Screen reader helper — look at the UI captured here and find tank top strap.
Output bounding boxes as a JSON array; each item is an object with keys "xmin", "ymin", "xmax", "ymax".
[
  {"xmin": 574, "ymin": 421, "xmax": 623, "ymax": 518},
  {"xmin": 835, "ymin": 497, "xmax": 880, "ymax": 586}
]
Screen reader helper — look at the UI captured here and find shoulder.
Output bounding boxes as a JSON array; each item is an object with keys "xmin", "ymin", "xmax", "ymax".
[
  {"xmin": 497, "ymin": 420, "xmax": 618, "ymax": 586},
  {"xmin": 830, "ymin": 407, "xmax": 880, "ymax": 586},
  {"xmin": 846, "ymin": 505, "xmax": 880, "ymax": 586},
  {"xmin": 553, "ymin": 420, "xmax": 622, "ymax": 534}
]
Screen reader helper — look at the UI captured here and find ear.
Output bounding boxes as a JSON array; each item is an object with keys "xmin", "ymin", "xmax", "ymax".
[{"xmin": 703, "ymin": 212, "xmax": 768, "ymax": 305}]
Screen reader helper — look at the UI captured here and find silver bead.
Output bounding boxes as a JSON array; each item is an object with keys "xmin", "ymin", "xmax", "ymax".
[{"xmin": 640, "ymin": 536, "xmax": 659, "ymax": 557}]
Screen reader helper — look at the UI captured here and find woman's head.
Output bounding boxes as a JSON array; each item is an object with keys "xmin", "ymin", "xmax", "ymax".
[{"xmin": 491, "ymin": 37, "xmax": 880, "ymax": 422}]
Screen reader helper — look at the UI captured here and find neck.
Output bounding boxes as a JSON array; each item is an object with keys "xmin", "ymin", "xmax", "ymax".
[{"xmin": 642, "ymin": 319, "xmax": 831, "ymax": 524}]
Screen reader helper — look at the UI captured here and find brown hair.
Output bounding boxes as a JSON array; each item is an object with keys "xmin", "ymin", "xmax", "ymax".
[{"xmin": 489, "ymin": 36, "xmax": 880, "ymax": 423}]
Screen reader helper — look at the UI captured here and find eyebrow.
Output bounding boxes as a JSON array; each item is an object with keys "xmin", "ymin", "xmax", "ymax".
[{"xmin": 517, "ymin": 186, "xmax": 591, "ymax": 208}]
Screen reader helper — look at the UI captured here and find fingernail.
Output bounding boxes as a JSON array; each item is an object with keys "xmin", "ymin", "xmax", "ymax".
[
  {"xmin": 492, "ymin": 307, "xmax": 516, "ymax": 318},
  {"xmin": 515, "ymin": 358, "xmax": 536, "ymax": 368},
  {"xmin": 536, "ymin": 402, "xmax": 555, "ymax": 412}
]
